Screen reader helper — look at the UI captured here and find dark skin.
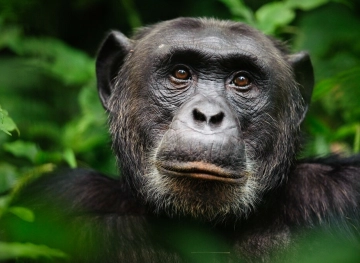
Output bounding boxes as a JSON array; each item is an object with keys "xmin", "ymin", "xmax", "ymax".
[{"xmin": 3, "ymin": 18, "xmax": 360, "ymax": 262}]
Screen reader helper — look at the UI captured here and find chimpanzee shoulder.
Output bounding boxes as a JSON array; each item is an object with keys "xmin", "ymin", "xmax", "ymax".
[
  {"xmin": 11, "ymin": 168, "xmax": 145, "ymax": 216},
  {"xmin": 285, "ymin": 156, "xmax": 360, "ymax": 227}
]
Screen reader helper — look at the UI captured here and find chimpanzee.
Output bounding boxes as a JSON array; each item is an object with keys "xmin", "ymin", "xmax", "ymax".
[{"xmin": 4, "ymin": 17, "xmax": 360, "ymax": 262}]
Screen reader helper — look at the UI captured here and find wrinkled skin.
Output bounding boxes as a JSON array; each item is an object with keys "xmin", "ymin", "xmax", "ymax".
[{"xmin": 3, "ymin": 18, "xmax": 360, "ymax": 263}]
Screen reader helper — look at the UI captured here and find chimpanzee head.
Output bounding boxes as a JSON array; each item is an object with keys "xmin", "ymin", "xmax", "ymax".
[{"xmin": 96, "ymin": 18, "xmax": 314, "ymax": 221}]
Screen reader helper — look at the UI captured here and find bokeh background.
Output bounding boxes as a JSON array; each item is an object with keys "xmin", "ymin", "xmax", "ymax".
[{"xmin": 0, "ymin": 0, "xmax": 360, "ymax": 260}]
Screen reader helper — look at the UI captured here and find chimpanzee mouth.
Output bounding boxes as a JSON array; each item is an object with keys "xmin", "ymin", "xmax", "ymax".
[{"xmin": 156, "ymin": 161, "xmax": 246, "ymax": 183}]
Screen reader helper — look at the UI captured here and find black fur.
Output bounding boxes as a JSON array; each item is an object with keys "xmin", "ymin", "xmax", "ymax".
[{"xmin": 3, "ymin": 18, "xmax": 360, "ymax": 263}]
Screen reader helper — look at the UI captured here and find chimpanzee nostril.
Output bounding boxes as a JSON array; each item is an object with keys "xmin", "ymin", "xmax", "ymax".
[
  {"xmin": 209, "ymin": 112, "xmax": 224, "ymax": 126},
  {"xmin": 193, "ymin": 108, "xmax": 207, "ymax": 123}
]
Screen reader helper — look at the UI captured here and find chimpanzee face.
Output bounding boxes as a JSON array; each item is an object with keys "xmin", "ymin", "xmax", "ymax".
[{"xmin": 96, "ymin": 18, "xmax": 313, "ymax": 220}]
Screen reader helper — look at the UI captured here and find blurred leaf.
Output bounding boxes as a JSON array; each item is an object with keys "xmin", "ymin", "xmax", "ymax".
[
  {"xmin": 34, "ymin": 150, "xmax": 63, "ymax": 164},
  {"xmin": 219, "ymin": 0, "xmax": 255, "ymax": 25},
  {"xmin": 0, "ymin": 24, "xmax": 22, "ymax": 49},
  {"xmin": 120, "ymin": 0, "xmax": 142, "ymax": 28},
  {"xmin": 312, "ymin": 79, "xmax": 335, "ymax": 102},
  {"xmin": 1, "ymin": 29, "xmax": 94, "ymax": 86},
  {"xmin": 332, "ymin": 123, "xmax": 359, "ymax": 140},
  {"xmin": 79, "ymin": 82, "xmax": 104, "ymax": 117},
  {"xmin": 286, "ymin": 0, "xmax": 330, "ymax": 11},
  {"xmin": 293, "ymin": 4, "xmax": 360, "ymax": 78},
  {"xmin": 10, "ymin": 164, "xmax": 56, "ymax": 200},
  {"xmin": 354, "ymin": 124, "xmax": 360, "ymax": 153},
  {"xmin": 255, "ymin": 2, "xmax": 295, "ymax": 34},
  {"xmin": 0, "ymin": 163, "xmax": 19, "ymax": 193},
  {"xmin": 0, "ymin": 105, "xmax": 19, "ymax": 136},
  {"xmin": 0, "ymin": 195, "xmax": 10, "ymax": 218},
  {"xmin": 62, "ymin": 85, "xmax": 108, "ymax": 153},
  {"xmin": 0, "ymin": 195, "xmax": 10, "ymax": 209},
  {"xmin": 63, "ymin": 148, "xmax": 77, "ymax": 168},
  {"xmin": 9, "ymin": 206, "xmax": 35, "ymax": 222},
  {"xmin": 4, "ymin": 140, "xmax": 39, "ymax": 162},
  {"xmin": 314, "ymin": 135, "xmax": 330, "ymax": 156},
  {"xmin": 319, "ymin": 67, "xmax": 360, "ymax": 122},
  {"xmin": 0, "ymin": 242, "xmax": 67, "ymax": 260},
  {"xmin": 3, "ymin": 140, "xmax": 77, "ymax": 166},
  {"xmin": 304, "ymin": 115, "xmax": 332, "ymax": 136},
  {"xmin": 3, "ymin": 140, "xmax": 38, "ymax": 163}
]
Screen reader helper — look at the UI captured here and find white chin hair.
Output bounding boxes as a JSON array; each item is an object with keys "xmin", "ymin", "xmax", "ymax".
[{"xmin": 141, "ymin": 164, "xmax": 260, "ymax": 221}]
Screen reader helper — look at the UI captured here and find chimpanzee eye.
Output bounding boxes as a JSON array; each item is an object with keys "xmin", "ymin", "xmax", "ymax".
[
  {"xmin": 172, "ymin": 67, "xmax": 191, "ymax": 80},
  {"xmin": 232, "ymin": 74, "xmax": 250, "ymax": 88}
]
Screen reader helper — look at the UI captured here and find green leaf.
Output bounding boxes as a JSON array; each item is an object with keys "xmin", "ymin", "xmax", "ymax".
[
  {"xmin": 0, "ymin": 196, "xmax": 11, "ymax": 216},
  {"xmin": 0, "ymin": 25, "xmax": 22, "ymax": 50},
  {"xmin": 314, "ymin": 135, "xmax": 331, "ymax": 156},
  {"xmin": 255, "ymin": 2, "xmax": 295, "ymax": 34},
  {"xmin": 219, "ymin": 0, "xmax": 255, "ymax": 25},
  {"xmin": 332, "ymin": 124, "xmax": 359, "ymax": 140},
  {"xmin": 9, "ymin": 206, "xmax": 35, "ymax": 222},
  {"xmin": 34, "ymin": 150, "xmax": 63, "ymax": 165},
  {"xmin": 0, "ymin": 242, "xmax": 67, "ymax": 260},
  {"xmin": 286, "ymin": 0, "xmax": 330, "ymax": 11},
  {"xmin": 7, "ymin": 37, "xmax": 94, "ymax": 86},
  {"xmin": 0, "ymin": 163, "xmax": 19, "ymax": 193},
  {"xmin": 0, "ymin": 105, "xmax": 19, "ymax": 136},
  {"xmin": 312, "ymin": 79, "xmax": 335, "ymax": 102},
  {"xmin": 63, "ymin": 148, "xmax": 77, "ymax": 168},
  {"xmin": 3, "ymin": 141, "xmax": 38, "ymax": 163},
  {"xmin": 354, "ymin": 124, "xmax": 360, "ymax": 153}
]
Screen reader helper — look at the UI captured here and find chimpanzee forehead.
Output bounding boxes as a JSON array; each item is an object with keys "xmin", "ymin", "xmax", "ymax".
[
  {"xmin": 140, "ymin": 20, "xmax": 279, "ymax": 60},
  {"xmin": 147, "ymin": 31, "xmax": 277, "ymax": 67},
  {"xmin": 155, "ymin": 24, "xmax": 265, "ymax": 47}
]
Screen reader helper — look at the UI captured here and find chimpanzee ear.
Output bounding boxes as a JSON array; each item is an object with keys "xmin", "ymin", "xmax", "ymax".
[
  {"xmin": 287, "ymin": 51, "xmax": 314, "ymax": 122},
  {"xmin": 96, "ymin": 31, "xmax": 132, "ymax": 110}
]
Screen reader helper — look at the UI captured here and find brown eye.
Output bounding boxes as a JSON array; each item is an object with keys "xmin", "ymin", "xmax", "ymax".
[
  {"xmin": 172, "ymin": 67, "xmax": 191, "ymax": 80},
  {"xmin": 233, "ymin": 75, "xmax": 250, "ymax": 87}
]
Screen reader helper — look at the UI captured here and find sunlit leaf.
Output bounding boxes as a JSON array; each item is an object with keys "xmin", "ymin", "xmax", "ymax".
[
  {"xmin": 0, "ymin": 105, "xmax": 19, "ymax": 136},
  {"xmin": 219, "ymin": 0, "xmax": 255, "ymax": 25},
  {"xmin": 255, "ymin": 2, "xmax": 295, "ymax": 34},
  {"xmin": 314, "ymin": 135, "xmax": 331, "ymax": 156},
  {"xmin": 9, "ymin": 206, "xmax": 35, "ymax": 222},
  {"xmin": 0, "ymin": 242, "xmax": 67, "ymax": 260},
  {"xmin": 63, "ymin": 148, "xmax": 77, "ymax": 168},
  {"xmin": 3, "ymin": 141, "xmax": 38, "ymax": 163},
  {"xmin": 286, "ymin": 0, "xmax": 330, "ymax": 11},
  {"xmin": 7, "ymin": 36, "xmax": 94, "ymax": 86}
]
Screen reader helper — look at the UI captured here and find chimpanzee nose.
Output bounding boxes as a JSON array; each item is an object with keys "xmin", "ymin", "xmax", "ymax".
[
  {"xmin": 192, "ymin": 108, "xmax": 225, "ymax": 128},
  {"xmin": 172, "ymin": 94, "xmax": 237, "ymax": 133}
]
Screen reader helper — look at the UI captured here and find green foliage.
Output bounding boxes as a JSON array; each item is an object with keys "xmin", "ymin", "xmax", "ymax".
[
  {"xmin": 0, "ymin": 242, "xmax": 68, "ymax": 261},
  {"xmin": 8, "ymin": 206, "xmax": 35, "ymax": 222},
  {"xmin": 221, "ymin": 0, "xmax": 333, "ymax": 34},
  {"xmin": 219, "ymin": 0, "xmax": 256, "ymax": 26},
  {"xmin": 0, "ymin": 7, "xmax": 116, "ymax": 259},
  {"xmin": 0, "ymin": 105, "xmax": 19, "ymax": 135},
  {"xmin": 294, "ymin": 3, "xmax": 360, "ymax": 156},
  {"xmin": 0, "ymin": 164, "xmax": 19, "ymax": 193},
  {"xmin": 255, "ymin": 2, "xmax": 296, "ymax": 33},
  {"xmin": 0, "ymin": 29, "xmax": 94, "ymax": 85}
]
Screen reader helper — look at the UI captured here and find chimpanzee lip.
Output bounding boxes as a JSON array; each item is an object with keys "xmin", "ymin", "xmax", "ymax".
[{"xmin": 156, "ymin": 161, "xmax": 246, "ymax": 183}]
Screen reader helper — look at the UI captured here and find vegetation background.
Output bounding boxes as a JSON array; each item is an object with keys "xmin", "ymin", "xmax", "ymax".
[{"xmin": 0, "ymin": 0, "xmax": 359, "ymax": 261}]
